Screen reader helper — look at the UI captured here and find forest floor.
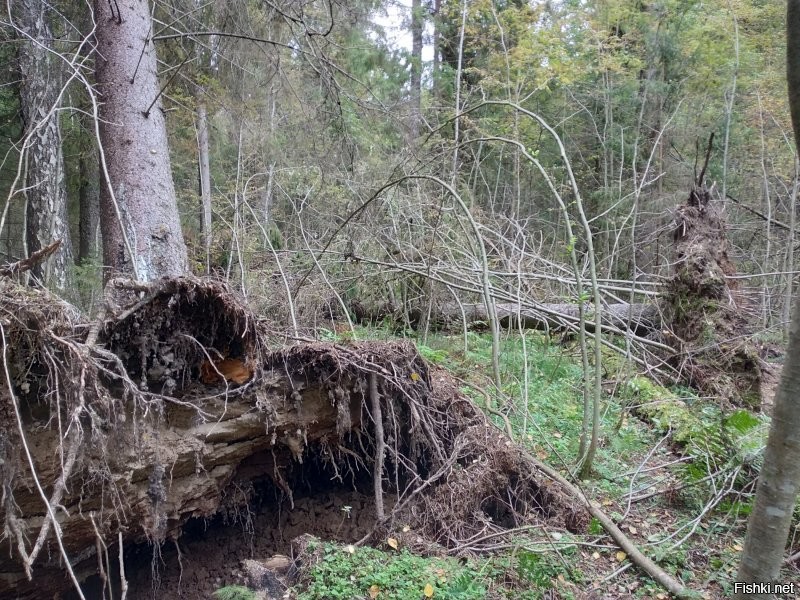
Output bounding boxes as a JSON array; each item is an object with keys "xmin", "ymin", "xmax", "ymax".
[{"xmin": 104, "ymin": 326, "xmax": 797, "ymax": 600}]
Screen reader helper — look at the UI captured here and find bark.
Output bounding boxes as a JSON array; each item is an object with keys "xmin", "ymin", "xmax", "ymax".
[
  {"xmin": 197, "ymin": 102, "xmax": 212, "ymax": 274},
  {"xmin": 14, "ymin": 0, "xmax": 74, "ymax": 288},
  {"xmin": 94, "ymin": 0, "xmax": 188, "ymax": 281},
  {"xmin": 733, "ymin": 2, "xmax": 800, "ymax": 593}
]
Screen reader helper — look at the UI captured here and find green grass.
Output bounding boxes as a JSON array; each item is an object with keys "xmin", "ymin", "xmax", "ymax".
[
  {"xmin": 295, "ymin": 541, "xmax": 487, "ymax": 600},
  {"xmin": 420, "ymin": 331, "xmax": 658, "ymax": 482},
  {"xmin": 213, "ymin": 585, "xmax": 257, "ymax": 600}
]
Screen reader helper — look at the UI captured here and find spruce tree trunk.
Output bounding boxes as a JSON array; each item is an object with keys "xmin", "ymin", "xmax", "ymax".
[
  {"xmin": 94, "ymin": 0, "xmax": 188, "ymax": 281},
  {"xmin": 14, "ymin": 0, "xmax": 74, "ymax": 289},
  {"xmin": 733, "ymin": 1, "xmax": 800, "ymax": 594}
]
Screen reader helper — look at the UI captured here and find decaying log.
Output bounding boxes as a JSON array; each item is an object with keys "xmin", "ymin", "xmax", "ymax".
[
  {"xmin": 348, "ymin": 298, "xmax": 662, "ymax": 337},
  {"xmin": 448, "ymin": 301, "xmax": 661, "ymax": 336}
]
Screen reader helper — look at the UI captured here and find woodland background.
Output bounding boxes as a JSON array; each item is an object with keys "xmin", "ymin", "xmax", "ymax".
[
  {"xmin": 1, "ymin": 0, "xmax": 794, "ymax": 329},
  {"xmin": 0, "ymin": 0, "xmax": 798, "ymax": 599}
]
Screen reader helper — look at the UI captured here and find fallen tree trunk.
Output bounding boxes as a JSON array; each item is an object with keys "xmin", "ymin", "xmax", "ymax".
[
  {"xmin": 348, "ymin": 299, "xmax": 662, "ymax": 337},
  {"xmin": 446, "ymin": 301, "xmax": 661, "ymax": 337},
  {"xmin": 0, "ymin": 277, "xmax": 577, "ymax": 599}
]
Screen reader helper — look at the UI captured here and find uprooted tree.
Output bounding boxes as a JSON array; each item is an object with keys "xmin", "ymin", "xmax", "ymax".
[
  {"xmin": 0, "ymin": 276, "xmax": 572, "ymax": 598},
  {"xmin": 0, "ymin": 274, "xmax": 695, "ymax": 599},
  {"xmin": 661, "ymin": 144, "xmax": 763, "ymax": 408}
]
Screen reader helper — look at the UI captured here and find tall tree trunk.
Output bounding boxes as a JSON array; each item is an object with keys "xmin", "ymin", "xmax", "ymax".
[
  {"xmin": 197, "ymin": 102, "xmax": 212, "ymax": 274},
  {"xmin": 410, "ymin": 0, "xmax": 423, "ymax": 141},
  {"xmin": 94, "ymin": 0, "xmax": 188, "ymax": 281},
  {"xmin": 733, "ymin": 2, "xmax": 800, "ymax": 593},
  {"xmin": 14, "ymin": 0, "xmax": 74, "ymax": 289}
]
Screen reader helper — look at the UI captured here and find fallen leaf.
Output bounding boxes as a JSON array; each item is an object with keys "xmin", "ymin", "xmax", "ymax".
[
  {"xmin": 615, "ymin": 551, "xmax": 627, "ymax": 562},
  {"xmin": 387, "ymin": 537, "xmax": 398, "ymax": 550},
  {"xmin": 733, "ymin": 544, "xmax": 742, "ymax": 551},
  {"xmin": 592, "ymin": 552, "xmax": 601, "ymax": 560},
  {"xmin": 369, "ymin": 584, "xmax": 380, "ymax": 599},
  {"xmin": 424, "ymin": 583, "xmax": 434, "ymax": 597},
  {"xmin": 628, "ymin": 525, "xmax": 637, "ymax": 534}
]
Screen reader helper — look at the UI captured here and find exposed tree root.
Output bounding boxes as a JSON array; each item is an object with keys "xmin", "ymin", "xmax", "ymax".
[{"xmin": 0, "ymin": 276, "xmax": 582, "ymax": 598}]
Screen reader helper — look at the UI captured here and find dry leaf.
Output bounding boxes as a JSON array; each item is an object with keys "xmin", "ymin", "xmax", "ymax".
[
  {"xmin": 423, "ymin": 583, "xmax": 434, "ymax": 597},
  {"xmin": 369, "ymin": 584, "xmax": 380, "ymax": 599},
  {"xmin": 628, "ymin": 525, "xmax": 637, "ymax": 534},
  {"xmin": 592, "ymin": 552, "xmax": 601, "ymax": 560},
  {"xmin": 387, "ymin": 537, "xmax": 398, "ymax": 549}
]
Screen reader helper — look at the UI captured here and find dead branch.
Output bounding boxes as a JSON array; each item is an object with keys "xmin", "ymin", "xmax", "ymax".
[
  {"xmin": 370, "ymin": 371, "xmax": 385, "ymax": 521},
  {"xmin": 0, "ymin": 240, "xmax": 62, "ymax": 278},
  {"xmin": 527, "ymin": 453, "xmax": 693, "ymax": 598}
]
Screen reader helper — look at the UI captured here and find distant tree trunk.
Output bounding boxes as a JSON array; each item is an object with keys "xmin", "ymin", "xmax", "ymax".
[
  {"xmin": 78, "ymin": 144, "xmax": 99, "ymax": 263},
  {"xmin": 94, "ymin": 0, "xmax": 188, "ymax": 281},
  {"xmin": 14, "ymin": 0, "xmax": 74, "ymax": 289},
  {"xmin": 197, "ymin": 102, "xmax": 212, "ymax": 274},
  {"xmin": 733, "ymin": 2, "xmax": 800, "ymax": 594},
  {"xmin": 410, "ymin": 0, "xmax": 423, "ymax": 141},
  {"xmin": 77, "ymin": 97, "xmax": 99, "ymax": 263},
  {"xmin": 431, "ymin": 0, "xmax": 441, "ymax": 97}
]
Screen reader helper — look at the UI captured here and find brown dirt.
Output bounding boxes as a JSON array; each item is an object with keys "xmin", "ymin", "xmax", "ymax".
[{"xmin": 69, "ymin": 486, "xmax": 375, "ymax": 600}]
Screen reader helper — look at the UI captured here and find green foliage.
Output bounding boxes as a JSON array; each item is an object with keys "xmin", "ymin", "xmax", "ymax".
[
  {"xmin": 416, "ymin": 344, "xmax": 448, "ymax": 365},
  {"xmin": 623, "ymin": 376, "xmax": 771, "ymax": 510},
  {"xmin": 67, "ymin": 257, "xmax": 104, "ymax": 313},
  {"xmin": 725, "ymin": 409, "xmax": 760, "ymax": 434},
  {"xmin": 212, "ymin": 585, "xmax": 257, "ymax": 600},
  {"xmin": 516, "ymin": 551, "xmax": 563, "ymax": 588},
  {"xmin": 295, "ymin": 542, "xmax": 486, "ymax": 600}
]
